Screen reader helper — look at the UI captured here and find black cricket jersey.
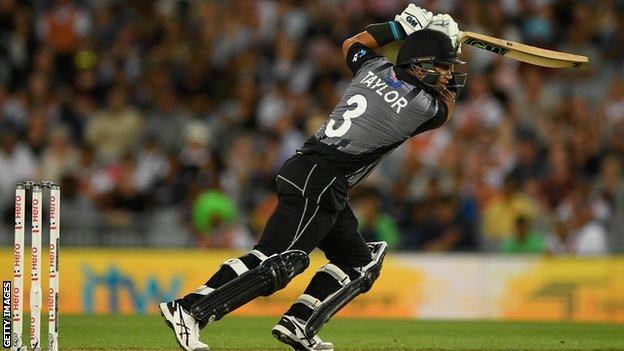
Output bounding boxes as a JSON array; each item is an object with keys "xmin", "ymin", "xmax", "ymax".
[{"xmin": 297, "ymin": 43, "xmax": 448, "ymax": 188}]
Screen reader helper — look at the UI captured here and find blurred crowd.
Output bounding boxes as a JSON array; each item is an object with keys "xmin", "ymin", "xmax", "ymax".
[{"xmin": 0, "ymin": 0, "xmax": 623, "ymax": 254}]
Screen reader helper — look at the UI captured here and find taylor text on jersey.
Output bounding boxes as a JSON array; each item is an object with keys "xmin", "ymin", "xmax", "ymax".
[{"xmin": 359, "ymin": 70, "xmax": 408, "ymax": 114}]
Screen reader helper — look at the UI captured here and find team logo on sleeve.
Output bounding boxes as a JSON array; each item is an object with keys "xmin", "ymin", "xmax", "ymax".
[{"xmin": 352, "ymin": 49, "xmax": 367, "ymax": 62}]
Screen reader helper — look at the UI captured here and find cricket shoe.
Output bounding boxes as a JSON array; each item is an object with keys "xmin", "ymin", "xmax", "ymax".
[
  {"xmin": 272, "ymin": 315, "xmax": 334, "ymax": 351},
  {"xmin": 160, "ymin": 301, "xmax": 209, "ymax": 351}
]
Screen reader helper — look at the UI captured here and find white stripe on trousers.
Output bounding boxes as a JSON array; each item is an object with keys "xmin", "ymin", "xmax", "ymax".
[
  {"xmin": 302, "ymin": 164, "xmax": 317, "ymax": 196},
  {"xmin": 287, "ymin": 204, "xmax": 320, "ymax": 250},
  {"xmin": 276, "ymin": 175, "xmax": 303, "ymax": 192},
  {"xmin": 285, "ymin": 163, "xmax": 332, "ymax": 250}
]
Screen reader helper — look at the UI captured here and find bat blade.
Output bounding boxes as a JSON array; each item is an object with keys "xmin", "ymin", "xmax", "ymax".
[{"xmin": 460, "ymin": 31, "xmax": 589, "ymax": 68}]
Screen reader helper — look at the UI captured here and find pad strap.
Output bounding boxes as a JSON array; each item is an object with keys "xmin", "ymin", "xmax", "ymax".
[
  {"xmin": 222, "ymin": 258, "xmax": 249, "ymax": 275},
  {"xmin": 249, "ymin": 249, "xmax": 268, "ymax": 262},
  {"xmin": 193, "ymin": 285, "xmax": 215, "ymax": 296},
  {"xmin": 297, "ymin": 294, "xmax": 322, "ymax": 310},
  {"xmin": 319, "ymin": 264, "xmax": 351, "ymax": 286}
]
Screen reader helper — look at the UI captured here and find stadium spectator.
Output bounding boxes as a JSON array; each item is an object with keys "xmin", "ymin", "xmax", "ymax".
[
  {"xmin": 399, "ymin": 200, "xmax": 429, "ymax": 250},
  {"xmin": 352, "ymin": 188, "xmax": 399, "ymax": 248},
  {"xmin": 39, "ymin": 124, "xmax": 79, "ymax": 182},
  {"xmin": 85, "ymin": 86, "xmax": 144, "ymax": 163},
  {"xmin": 191, "ymin": 188, "xmax": 252, "ymax": 249},
  {"xmin": 145, "ymin": 86, "xmax": 193, "ymax": 154},
  {"xmin": 501, "ymin": 216, "xmax": 545, "ymax": 254},
  {"xmin": 508, "ymin": 128, "xmax": 546, "ymax": 185},
  {"xmin": 0, "ymin": 127, "xmax": 37, "ymax": 207},
  {"xmin": 549, "ymin": 189, "xmax": 609, "ymax": 256},
  {"xmin": 482, "ymin": 175, "xmax": 538, "ymax": 244},
  {"xmin": 570, "ymin": 205, "xmax": 609, "ymax": 256},
  {"xmin": 36, "ymin": 0, "xmax": 91, "ymax": 83},
  {"xmin": 591, "ymin": 154, "xmax": 624, "ymax": 249},
  {"xmin": 418, "ymin": 195, "xmax": 469, "ymax": 252},
  {"xmin": 540, "ymin": 143, "xmax": 576, "ymax": 210}
]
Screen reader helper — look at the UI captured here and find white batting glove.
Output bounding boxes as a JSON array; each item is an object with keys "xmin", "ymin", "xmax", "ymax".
[
  {"xmin": 394, "ymin": 4, "xmax": 433, "ymax": 36},
  {"xmin": 427, "ymin": 14, "xmax": 461, "ymax": 53}
]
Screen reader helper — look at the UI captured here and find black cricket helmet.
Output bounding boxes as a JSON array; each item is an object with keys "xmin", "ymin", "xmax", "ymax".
[{"xmin": 396, "ymin": 29, "xmax": 467, "ymax": 102}]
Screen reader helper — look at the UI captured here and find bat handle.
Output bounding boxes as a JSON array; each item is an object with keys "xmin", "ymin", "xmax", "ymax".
[{"xmin": 458, "ymin": 31, "xmax": 469, "ymax": 42}]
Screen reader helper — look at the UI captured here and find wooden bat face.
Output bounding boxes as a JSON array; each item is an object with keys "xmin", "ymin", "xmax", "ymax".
[{"xmin": 459, "ymin": 31, "xmax": 589, "ymax": 68}]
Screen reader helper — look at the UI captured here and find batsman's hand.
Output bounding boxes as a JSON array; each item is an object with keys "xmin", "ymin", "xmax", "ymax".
[
  {"xmin": 427, "ymin": 14, "xmax": 461, "ymax": 53},
  {"xmin": 394, "ymin": 4, "xmax": 433, "ymax": 36}
]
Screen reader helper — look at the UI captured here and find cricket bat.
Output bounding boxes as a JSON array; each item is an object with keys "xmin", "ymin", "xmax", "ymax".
[{"xmin": 460, "ymin": 31, "xmax": 589, "ymax": 68}]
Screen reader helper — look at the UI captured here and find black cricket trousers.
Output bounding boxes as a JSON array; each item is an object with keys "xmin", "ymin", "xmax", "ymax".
[{"xmin": 254, "ymin": 154, "xmax": 372, "ymax": 268}]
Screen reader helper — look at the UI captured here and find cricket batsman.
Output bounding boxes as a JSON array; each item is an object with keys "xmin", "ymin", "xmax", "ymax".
[{"xmin": 160, "ymin": 5, "xmax": 467, "ymax": 351}]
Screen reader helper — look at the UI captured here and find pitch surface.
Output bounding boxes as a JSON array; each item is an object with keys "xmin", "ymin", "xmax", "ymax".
[{"xmin": 18, "ymin": 315, "xmax": 624, "ymax": 350}]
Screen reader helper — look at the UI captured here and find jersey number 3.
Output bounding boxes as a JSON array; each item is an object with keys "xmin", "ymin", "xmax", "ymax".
[{"xmin": 325, "ymin": 94, "xmax": 367, "ymax": 137}]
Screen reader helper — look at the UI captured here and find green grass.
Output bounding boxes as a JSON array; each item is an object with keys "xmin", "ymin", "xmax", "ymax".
[{"xmin": 20, "ymin": 315, "xmax": 624, "ymax": 350}]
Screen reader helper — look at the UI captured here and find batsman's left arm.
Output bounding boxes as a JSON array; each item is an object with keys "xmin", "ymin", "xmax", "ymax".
[
  {"xmin": 342, "ymin": 31, "xmax": 380, "ymax": 58},
  {"xmin": 342, "ymin": 4, "xmax": 434, "ymax": 58}
]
